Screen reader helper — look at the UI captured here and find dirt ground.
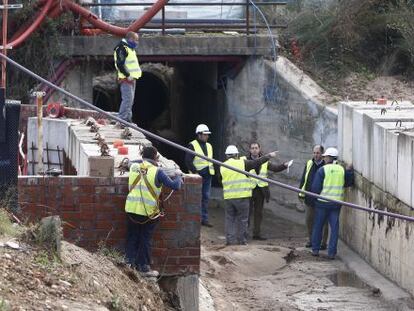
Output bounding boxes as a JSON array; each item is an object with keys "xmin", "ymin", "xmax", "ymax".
[
  {"xmin": 339, "ymin": 74, "xmax": 414, "ymax": 103},
  {"xmin": 0, "ymin": 237, "xmax": 171, "ymax": 311},
  {"xmin": 200, "ymin": 195, "xmax": 414, "ymax": 311}
]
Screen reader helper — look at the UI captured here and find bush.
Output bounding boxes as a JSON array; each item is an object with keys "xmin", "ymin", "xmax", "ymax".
[{"xmin": 281, "ymin": 0, "xmax": 414, "ymax": 77}]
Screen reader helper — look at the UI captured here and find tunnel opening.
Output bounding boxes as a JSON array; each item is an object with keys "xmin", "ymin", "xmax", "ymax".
[
  {"xmin": 133, "ymin": 72, "xmax": 169, "ymax": 130},
  {"xmin": 91, "ymin": 60, "xmax": 238, "ymax": 176}
]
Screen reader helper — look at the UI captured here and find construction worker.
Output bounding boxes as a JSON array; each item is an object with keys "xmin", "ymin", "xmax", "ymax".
[
  {"xmin": 298, "ymin": 145, "xmax": 329, "ymax": 249},
  {"xmin": 247, "ymin": 142, "xmax": 290, "ymax": 240},
  {"xmin": 125, "ymin": 146, "xmax": 182, "ymax": 277},
  {"xmin": 220, "ymin": 145, "xmax": 278, "ymax": 245},
  {"xmin": 185, "ymin": 124, "xmax": 215, "ymax": 227},
  {"xmin": 114, "ymin": 31, "xmax": 142, "ymax": 124},
  {"xmin": 310, "ymin": 147, "xmax": 354, "ymax": 259}
]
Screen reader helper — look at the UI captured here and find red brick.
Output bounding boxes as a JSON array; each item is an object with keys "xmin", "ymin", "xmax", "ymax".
[
  {"xmin": 179, "ymin": 257, "xmax": 200, "ymax": 265},
  {"xmin": 62, "ymin": 212, "xmax": 81, "ymax": 221},
  {"xmin": 166, "ymin": 249, "xmax": 187, "ymax": 257},
  {"xmin": 79, "ymin": 195, "xmax": 94, "ymax": 204},
  {"xmin": 61, "ymin": 205, "xmax": 78, "ymax": 212},
  {"xmin": 181, "ymin": 214, "xmax": 200, "ymax": 222},
  {"xmin": 159, "ymin": 221, "xmax": 178, "ymax": 229},
  {"xmin": 187, "ymin": 248, "xmax": 200, "ymax": 256},
  {"xmin": 80, "ymin": 203, "xmax": 96, "ymax": 212},
  {"xmin": 95, "ymin": 220, "xmax": 114, "ymax": 230},
  {"xmin": 79, "ymin": 212, "xmax": 95, "ymax": 221},
  {"xmin": 76, "ymin": 178, "xmax": 97, "ymax": 186}
]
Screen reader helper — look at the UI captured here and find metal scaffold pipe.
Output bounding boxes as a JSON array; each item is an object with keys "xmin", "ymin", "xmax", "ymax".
[{"xmin": 1, "ymin": 52, "xmax": 414, "ymax": 223}]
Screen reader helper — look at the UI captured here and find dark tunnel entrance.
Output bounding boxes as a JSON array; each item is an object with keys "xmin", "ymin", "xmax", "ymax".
[
  {"xmin": 92, "ymin": 61, "xmax": 233, "ymax": 176},
  {"xmin": 133, "ymin": 72, "xmax": 168, "ymax": 129}
]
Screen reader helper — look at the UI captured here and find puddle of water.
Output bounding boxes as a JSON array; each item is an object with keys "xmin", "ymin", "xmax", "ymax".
[{"xmin": 328, "ymin": 271, "xmax": 370, "ymax": 289}]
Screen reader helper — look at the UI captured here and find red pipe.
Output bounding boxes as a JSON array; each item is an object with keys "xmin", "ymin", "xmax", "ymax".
[
  {"xmin": 8, "ymin": 0, "xmax": 168, "ymax": 48},
  {"xmin": 8, "ymin": 0, "xmax": 54, "ymax": 48},
  {"xmin": 62, "ymin": 0, "xmax": 169, "ymax": 36}
]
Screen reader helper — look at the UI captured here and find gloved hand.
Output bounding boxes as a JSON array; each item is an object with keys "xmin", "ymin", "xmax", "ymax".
[{"xmin": 127, "ymin": 76, "xmax": 134, "ymax": 82}]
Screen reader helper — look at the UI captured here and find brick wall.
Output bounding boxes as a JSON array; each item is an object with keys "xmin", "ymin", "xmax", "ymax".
[{"xmin": 18, "ymin": 175, "xmax": 201, "ymax": 276}]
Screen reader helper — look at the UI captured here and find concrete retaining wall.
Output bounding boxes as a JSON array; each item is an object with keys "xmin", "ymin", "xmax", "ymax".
[
  {"xmin": 224, "ymin": 56, "xmax": 337, "ymax": 208},
  {"xmin": 338, "ymin": 101, "xmax": 414, "ymax": 295}
]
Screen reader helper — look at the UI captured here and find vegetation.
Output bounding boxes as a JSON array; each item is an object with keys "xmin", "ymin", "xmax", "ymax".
[
  {"xmin": 5, "ymin": 1, "xmax": 75, "ymax": 102},
  {"xmin": 280, "ymin": 0, "xmax": 414, "ymax": 80}
]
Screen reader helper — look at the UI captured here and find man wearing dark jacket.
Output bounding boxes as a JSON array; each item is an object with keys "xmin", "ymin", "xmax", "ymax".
[
  {"xmin": 310, "ymin": 147, "xmax": 354, "ymax": 259},
  {"xmin": 114, "ymin": 31, "xmax": 142, "ymax": 123},
  {"xmin": 299, "ymin": 145, "xmax": 328, "ymax": 249},
  {"xmin": 247, "ymin": 142, "xmax": 288, "ymax": 240}
]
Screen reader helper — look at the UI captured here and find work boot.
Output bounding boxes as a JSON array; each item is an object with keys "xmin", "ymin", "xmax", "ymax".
[
  {"xmin": 252, "ymin": 235, "xmax": 267, "ymax": 241},
  {"xmin": 311, "ymin": 251, "xmax": 319, "ymax": 257},
  {"xmin": 320, "ymin": 244, "xmax": 327, "ymax": 250},
  {"xmin": 305, "ymin": 241, "xmax": 312, "ymax": 248},
  {"xmin": 140, "ymin": 270, "xmax": 160, "ymax": 278},
  {"xmin": 201, "ymin": 221, "xmax": 213, "ymax": 228},
  {"xmin": 328, "ymin": 254, "xmax": 336, "ymax": 260}
]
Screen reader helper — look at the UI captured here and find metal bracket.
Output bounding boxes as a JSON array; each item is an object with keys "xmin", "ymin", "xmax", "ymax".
[
  {"xmin": 380, "ymin": 108, "xmax": 387, "ymax": 115},
  {"xmin": 396, "ymin": 120, "xmax": 402, "ymax": 127},
  {"xmin": 395, "ymin": 105, "xmax": 401, "ymax": 111}
]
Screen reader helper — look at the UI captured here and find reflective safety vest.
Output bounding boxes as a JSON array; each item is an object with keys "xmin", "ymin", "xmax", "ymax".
[
  {"xmin": 318, "ymin": 163, "xmax": 345, "ymax": 202},
  {"xmin": 190, "ymin": 140, "xmax": 215, "ymax": 175},
  {"xmin": 220, "ymin": 158, "xmax": 252, "ymax": 200},
  {"xmin": 299, "ymin": 160, "xmax": 313, "ymax": 198},
  {"xmin": 240, "ymin": 156, "xmax": 268, "ymax": 189},
  {"xmin": 125, "ymin": 161, "xmax": 162, "ymax": 217},
  {"xmin": 249, "ymin": 162, "xmax": 268, "ymax": 188},
  {"xmin": 114, "ymin": 43, "xmax": 142, "ymax": 80}
]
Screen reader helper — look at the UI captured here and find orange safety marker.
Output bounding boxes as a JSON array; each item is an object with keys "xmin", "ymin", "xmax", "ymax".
[
  {"xmin": 377, "ymin": 96, "xmax": 387, "ymax": 105},
  {"xmin": 118, "ymin": 146, "xmax": 128, "ymax": 155},
  {"xmin": 113, "ymin": 139, "xmax": 124, "ymax": 148}
]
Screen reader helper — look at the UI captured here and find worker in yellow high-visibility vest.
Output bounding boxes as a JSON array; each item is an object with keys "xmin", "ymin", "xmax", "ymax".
[
  {"xmin": 125, "ymin": 146, "xmax": 182, "ymax": 277},
  {"xmin": 185, "ymin": 124, "xmax": 215, "ymax": 227},
  {"xmin": 219, "ymin": 145, "xmax": 278, "ymax": 245},
  {"xmin": 114, "ymin": 31, "xmax": 142, "ymax": 124},
  {"xmin": 247, "ymin": 142, "xmax": 290, "ymax": 240},
  {"xmin": 298, "ymin": 145, "xmax": 328, "ymax": 249},
  {"xmin": 310, "ymin": 147, "xmax": 354, "ymax": 259}
]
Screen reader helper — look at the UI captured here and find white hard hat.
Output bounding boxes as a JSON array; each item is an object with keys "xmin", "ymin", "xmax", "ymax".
[
  {"xmin": 225, "ymin": 145, "xmax": 239, "ymax": 155},
  {"xmin": 195, "ymin": 124, "xmax": 211, "ymax": 134},
  {"xmin": 322, "ymin": 147, "xmax": 339, "ymax": 157}
]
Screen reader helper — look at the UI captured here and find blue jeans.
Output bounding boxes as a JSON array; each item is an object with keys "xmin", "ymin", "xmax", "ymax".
[
  {"xmin": 119, "ymin": 81, "xmax": 136, "ymax": 122},
  {"xmin": 200, "ymin": 171, "xmax": 212, "ymax": 223},
  {"xmin": 312, "ymin": 205, "xmax": 341, "ymax": 257},
  {"xmin": 125, "ymin": 213, "xmax": 158, "ymax": 272}
]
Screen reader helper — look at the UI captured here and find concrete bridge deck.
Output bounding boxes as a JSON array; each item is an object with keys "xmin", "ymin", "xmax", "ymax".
[{"xmin": 59, "ymin": 34, "xmax": 276, "ymax": 57}]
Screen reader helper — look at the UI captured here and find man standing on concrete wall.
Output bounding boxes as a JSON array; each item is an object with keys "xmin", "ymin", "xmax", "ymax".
[
  {"xmin": 125, "ymin": 146, "xmax": 182, "ymax": 277},
  {"xmin": 298, "ymin": 145, "xmax": 328, "ymax": 249},
  {"xmin": 220, "ymin": 145, "xmax": 278, "ymax": 245},
  {"xmin": 310, "ymin": 147, "xmax": 354, "ymax": 259},
  {"xmin": 246, "ymin": 142, "xmax": 289, "ymax": 240},
  {"xmin": 185, "ymin": 124, "xmax": 215, "ymax": 227},
  {"xmin": 114, "ymin": 31, "xmax": 142, "ymax": 124}
]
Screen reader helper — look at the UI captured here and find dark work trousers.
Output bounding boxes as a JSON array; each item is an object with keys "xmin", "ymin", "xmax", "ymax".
[
  {"xmin": 249, "ymin": 187, "xmax": 265, "ymax": 237},
  {"xmin": 125, "ymin": 213, "xmax": 158, "ymax": 272},
  {"xmin": 224, "ymin": 198, "xmax": 250, "ymax": 245},
  {"xmin": 199, "ymin": 170, "xmax": 212, "ymax": 223}
]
